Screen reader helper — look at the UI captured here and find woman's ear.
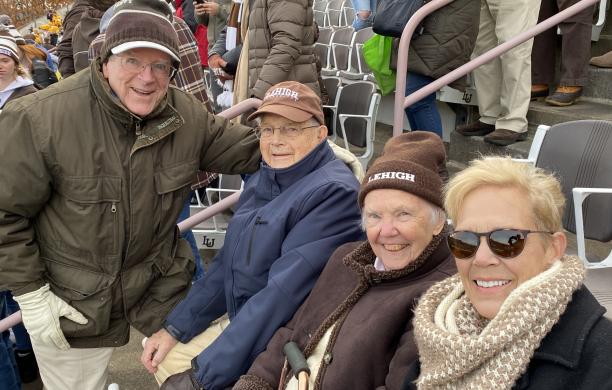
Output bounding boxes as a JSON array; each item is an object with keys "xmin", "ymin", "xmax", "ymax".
[{"xmin": 548, "ymin": 231, "xmax": 567, "ymax": 264}]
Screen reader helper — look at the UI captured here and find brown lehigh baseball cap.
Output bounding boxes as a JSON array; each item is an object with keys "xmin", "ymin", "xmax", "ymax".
[{"xmin": 248, "ymin": 81, "xmax": 325, "ymax": 125}]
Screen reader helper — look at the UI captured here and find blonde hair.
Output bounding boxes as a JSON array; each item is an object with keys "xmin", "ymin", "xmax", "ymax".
[{"xmin": 444, "ymin": 156, "xmax": 565, "ymax": 232}]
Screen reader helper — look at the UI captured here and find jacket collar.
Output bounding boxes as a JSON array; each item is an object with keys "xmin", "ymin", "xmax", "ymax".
[
  {"xmin": 344, "ymin": 224, "xmax": 451, "ymax": 285},
  {"xmin": 254, "ymin": 140, "xmax": 335, "ymax": 201},
  {"xmin": 531, "ymin": 285, "xmax": 605, "ymax": 368}
]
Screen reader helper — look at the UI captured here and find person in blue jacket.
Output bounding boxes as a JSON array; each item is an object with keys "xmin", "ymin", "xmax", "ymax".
[{"xmin": 142, "ymin": 81, "xmax": 364, "ymax": 390}]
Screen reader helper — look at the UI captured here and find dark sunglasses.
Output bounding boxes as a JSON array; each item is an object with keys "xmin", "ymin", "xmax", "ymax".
[{"xmin": 448, "ymin": 229, "xmax": 553, "ymax": 259}]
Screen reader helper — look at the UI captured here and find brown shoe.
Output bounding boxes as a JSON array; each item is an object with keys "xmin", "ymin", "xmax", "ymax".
[
  {"xmin": 545, "ymin": 86, "xmax": 582, "ymax": 107},
  {"xmin": 590, "ymin": 51, "xmax": 612, "ymax": 68},
  {"xmin": 484, "ymin": 129, "xmax": 527, "ymax": 146},
  {"xmin": 531, "ymin": 84, "xmax": 549, "ymax": 100},
  {"xmin": 455, "ymin": 121, "xmax": 495, "ymax": 137}
]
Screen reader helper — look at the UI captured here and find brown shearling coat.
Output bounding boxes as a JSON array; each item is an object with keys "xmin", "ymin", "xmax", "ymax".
[{"xmin": 234, "ymin": 227, "xmax": 456, "ymax": 390}]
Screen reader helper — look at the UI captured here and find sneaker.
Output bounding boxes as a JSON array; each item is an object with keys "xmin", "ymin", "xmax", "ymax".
[
  {"xmin": 545, "ymin": 86, "xmax": 582, "ymax": 107},
  {"xmin": 484, "ymin": 129, "xmax": 527, "ymax": 146},
  {"xmin": 455, "ymin": 121, "xmax": 495, "ymax": 137},
  {"xmin": 14, "ymin": 349, "xmax": 39, "ymax": 383}
]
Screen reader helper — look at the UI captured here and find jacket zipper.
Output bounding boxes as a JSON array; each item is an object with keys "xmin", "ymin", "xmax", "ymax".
[
  {"xmin": 122, "ymin": 119, "xmax": 141, "ymax": 262},
  {"xmin": 246, "ymin": 216, "xmax": 268, "ymax": 265},
  {"xmin": 111, "ymin": 202, "xmax": 117, "ymax": 255}
]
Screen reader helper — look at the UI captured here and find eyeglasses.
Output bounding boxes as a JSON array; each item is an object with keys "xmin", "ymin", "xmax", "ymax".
[
  {"xmin": 448, "ymin": 229, "xmax": 553, "ymax": 259},
  {"xmin": 254, "ymin": 125, "xmax": 319, "ymax": 140},
  {"xmin": 115, "ymin": 55, "xmax": 177, "ymax": 79}
]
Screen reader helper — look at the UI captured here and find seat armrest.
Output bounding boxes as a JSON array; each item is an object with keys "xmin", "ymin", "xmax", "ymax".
[{"xmin": 572, "ymin": 187, "xmax": 612, "ymax": 268}]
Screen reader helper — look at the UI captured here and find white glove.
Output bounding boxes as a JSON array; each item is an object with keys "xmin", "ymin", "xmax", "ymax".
[
  {"xmin": 13, "ymin": 283, "xmax": 88, "ymax": 350},
  {"xmin": 327, "ymin": 140, "xmax": 365, "ymax": 182}
]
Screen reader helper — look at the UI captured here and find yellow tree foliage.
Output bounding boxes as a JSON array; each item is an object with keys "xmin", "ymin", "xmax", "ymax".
[{"xmin": 0, "ymin": 0, "xmax": 70, "ymax": 28}]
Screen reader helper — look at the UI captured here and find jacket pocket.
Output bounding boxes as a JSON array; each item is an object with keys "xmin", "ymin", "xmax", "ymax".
[
  {"xmin": 54, "ymin": 176, "xmax": 121, "ymax": 256},
  {"xmin": 127, "ymin": 237, "xmax": 195, "ymax": 336},
  {"xmin": 43, "ymin": 257, "xmax": 115, "ymax": 338},
  {"xmin": 154, "ymin": 160, "xmax": 198, "ymax": 237}
]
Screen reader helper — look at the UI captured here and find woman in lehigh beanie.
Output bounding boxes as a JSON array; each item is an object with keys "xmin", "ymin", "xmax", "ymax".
[
  {"xmin": 232, "ymin": 132, "xmax": 456, "ymax": 390},
  {"xmin": 403, "ymin": 157, "xmax": 612, "ymax": 390}
]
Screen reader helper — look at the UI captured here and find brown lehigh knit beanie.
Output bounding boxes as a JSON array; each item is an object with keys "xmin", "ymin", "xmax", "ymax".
[
  {"xmin": 358, "ymin": 131, "xmax": 446, "ymax": 208},
  {"xmin": 100, "ymin": 0, "xmax": 179, "ymax": 65}
]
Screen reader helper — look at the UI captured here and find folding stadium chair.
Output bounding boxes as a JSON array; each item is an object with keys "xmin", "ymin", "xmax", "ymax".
[
  {"xmin": 335, "ymin": 81, "xmax": 381, "ymax": 170},
  {"xmin": 322, "ymin": 27, "xmax": 354, "ymax": 76},
  {"xmin": 339, "ymin": 27, "xmax": 374, "ymax": 80},
  {"xmin": 516, "ymin": 120, "xmax": 612, "ymax": 268},
  {"xmin": 322, "ymin": 76, "xmax": 343, "ymax": 140}
]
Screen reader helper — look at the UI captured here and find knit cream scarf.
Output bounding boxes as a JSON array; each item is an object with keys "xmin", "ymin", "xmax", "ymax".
[{"xmin": 413, "ymin": 255, "xmax": 585, "ymax": 390}]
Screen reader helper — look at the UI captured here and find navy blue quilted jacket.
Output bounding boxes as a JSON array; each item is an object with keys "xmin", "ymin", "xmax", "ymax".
[{"xmin": 164, "ymin": 140, "xmax": 363, "ymax": 389}]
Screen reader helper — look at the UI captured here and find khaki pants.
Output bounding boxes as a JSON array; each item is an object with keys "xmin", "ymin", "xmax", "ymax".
[
  {"xmin": 472, "ymin": 0, "xmax": 541, "ymax": 132},
  {"xmin": 31, "ymin": 339, "xmax": 114, "ymax": 390},
  {"xmin": 154, "ymin": 315, "xmax": 230, "ymax": 385}
]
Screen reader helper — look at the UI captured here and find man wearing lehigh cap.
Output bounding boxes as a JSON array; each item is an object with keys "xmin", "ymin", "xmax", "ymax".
[
  {"xmin": 142, "ymin": 81, "xmax": 363, "ymax": 390},
  {"xmin": 0, "ymin": 0, "xmax": 260, "ymax": 389}
]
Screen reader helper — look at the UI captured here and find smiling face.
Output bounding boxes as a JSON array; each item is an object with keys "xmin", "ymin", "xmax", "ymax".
[
  {"xmin": 102, "ymin": 48, "xmax": 171, "ymax": 117},
  {"xmin": 454, "ymin": 185, "xmax": 566, "ymax": 319},
  {"xmin": 363, "ymin": 189, "xmax": 445, "ymax": 270},
  {"xmin": 0, "ymin": 53, "xmax": 17, "ymax": 84},
  {"xmin": 258, "ymin": 113, "xmax": 327, "ymax": 169}
]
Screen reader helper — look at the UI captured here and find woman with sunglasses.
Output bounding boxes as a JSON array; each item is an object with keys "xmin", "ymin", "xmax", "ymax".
[{"xmin": 403, "ymin": 157, "xmax": 612, "ymax": 390}]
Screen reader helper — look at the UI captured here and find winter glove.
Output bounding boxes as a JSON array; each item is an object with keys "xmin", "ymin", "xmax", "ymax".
[
  {"xmin": 327, "ymin": 140, "xmax": 365, "ymax": 182},
  {"xmin": 13, "ymin": 283, "xmax": 88, "ymax": 350},
  {"xmin": 160, "ymin": 368, "xmax": 203, "ymax": 390}
]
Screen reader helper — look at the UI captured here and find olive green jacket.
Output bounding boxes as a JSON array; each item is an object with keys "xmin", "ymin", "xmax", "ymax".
[
  {"xmin": 391, "ymin": 0, "xmax": 480, "ymax": 89},
  {"xmin": 0, "ymin": 60, "xmax": 260, "ymax": 348}
]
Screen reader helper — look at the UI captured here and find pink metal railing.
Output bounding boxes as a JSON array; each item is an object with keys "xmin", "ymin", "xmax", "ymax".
[
  {"xmin": 177, "ymin": 97, "xmax": 261, "ymax": 232},
  {"xmin": 0, "ymin": 98, "xmax": 262, "ymax": 333},
  {"xmin": 393, "ymin": 0, "xmax": 601, "ymax": 136}
]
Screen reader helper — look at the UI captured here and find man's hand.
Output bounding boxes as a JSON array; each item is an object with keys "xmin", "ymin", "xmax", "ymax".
[
  {"xmin": 141, "ymin": 328, "xmax": 179, "ymax": 374},
  {"xmin": 160, "ymin": 368, "xmax": 203, "ymax": 390},
  {"xmin": 208, "ymin": 54, "xmax": 227, "ymax": 70},
  {"xmin": 13, "ymin": 283, "xmax": 88, "ymax": 350},
  {"xmin": 203, "ymin": 1, "xmax": 220, "ymax": 15},
  {"xmin": 193, "ymin": 2, "xmax": 207, "ymax": 16}
]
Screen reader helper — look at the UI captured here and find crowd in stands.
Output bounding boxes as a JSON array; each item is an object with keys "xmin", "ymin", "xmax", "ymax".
[{"xmin": 0, "ymin": 0, "xmax": 611, "ymax": 389}]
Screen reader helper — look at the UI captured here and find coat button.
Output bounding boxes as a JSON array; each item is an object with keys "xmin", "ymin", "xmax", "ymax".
[{"xmin": 323, "ymin": 353, "xmax": 332, "ymax": 365}]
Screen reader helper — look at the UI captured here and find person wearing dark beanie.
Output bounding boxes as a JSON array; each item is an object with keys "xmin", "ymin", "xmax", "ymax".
[
  {"xmin": 359, "ymin": 131, "xmax": 447, "ymax": 208},
  {"xmin": 0, "ymin": 1, "xmax": 262, "ymax": 390},
  {"xmin": 231, "ymin": 132, "xmax": 456, "ymax": 390},
  {"xmin": 100, "ymin": 0, "xmax": 180, "ymax": 67}
]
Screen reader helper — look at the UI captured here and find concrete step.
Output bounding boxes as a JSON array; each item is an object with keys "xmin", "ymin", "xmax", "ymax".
[
  {"xmin": 447, "ymin": 125, "xmax": 535, "ymax": 167},
  {"xmin": 583, "ymin": 66, "xmax": 612, "ymax": 101},
  {"xmin": 527, "ymin": 99, "xmax": 612, "ymax": 126},
  {"xmin": 591, "ymin": 34, "xmax": 612, "ymax": 57}
]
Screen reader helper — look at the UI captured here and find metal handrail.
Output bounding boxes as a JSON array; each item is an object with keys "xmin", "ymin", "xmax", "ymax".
[
  {"xmin": 0, "ymin": 98, "xmax": 262, "ymax": 333},
  {"xmin": 178, "ymin": 97, "xmax": 261, "ymax": 233},
  {"xmin": 393, "ymin": 0, "xmax": 601, "ymax": 136}
]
